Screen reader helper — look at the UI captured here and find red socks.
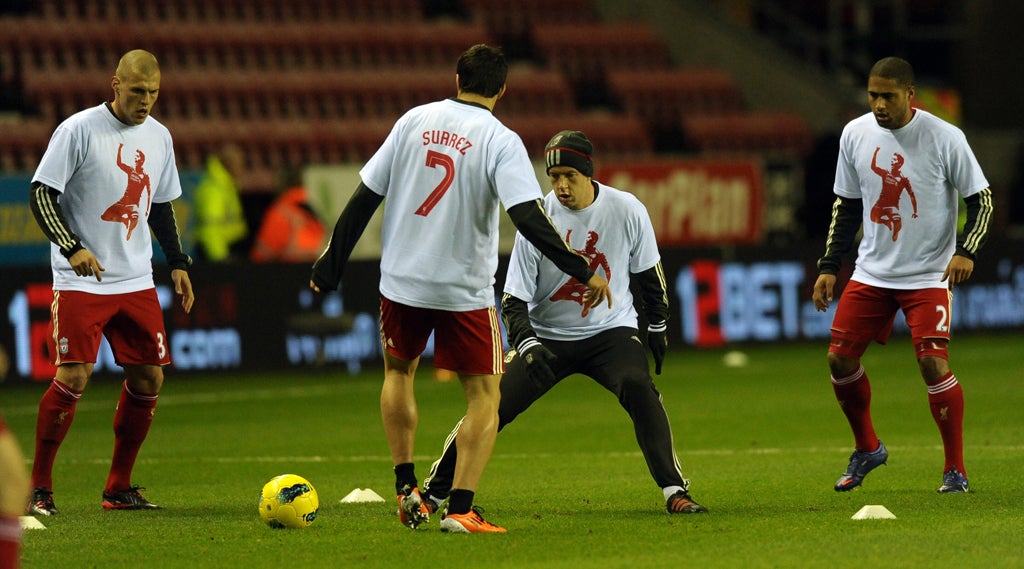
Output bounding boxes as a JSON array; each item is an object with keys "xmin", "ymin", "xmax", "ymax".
[
  {"xmin": 927, "ymin": 372, "xmax": 965, "ymax": 474},
  {"xmin": 32, "ymin": 380, "xmax": 82, "ymax": 490},
  {"xmin": 834, "ymin": 366, "xmax": 966, "ymax": 475},
  {"xmin": 105, "ymin": 382, "xmax": 159, "ymax": 494},
  {"xmin": 831, "ymin": 366, "xmax": 880, "ymax": 452},
  {"xmin": 0, "ymin": 514, "xmax": 20, "ymax": 569}
]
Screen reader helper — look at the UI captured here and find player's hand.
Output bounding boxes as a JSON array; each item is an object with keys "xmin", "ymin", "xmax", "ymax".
[
  {"xmin": 68, "ymin": 249, "xmax": 105, "ymax": 282},
  {"xmin": 583, "ymin": 273, "xmax": 612, "ymax": 310},
  {"xmin": 309, "ymin": 280, "xmax": 321, "ymax": 293},
  {"xmin": 519, "ymin": 339, "xmax": 557, "ymax": 387},
  {"xmin": 172, "ymin": 269, "xmax": 194, "ymax": 314},
  {"xmin": 941, "ymin": 255, "xmax": 975, "ymax": 288},
  {"xmin": 812, "ymin": 273, "xmax": 837, "ymax": 312},
  {"xmin": 647, "ymin": 322, "xmax": 668, "ymax": 375}
]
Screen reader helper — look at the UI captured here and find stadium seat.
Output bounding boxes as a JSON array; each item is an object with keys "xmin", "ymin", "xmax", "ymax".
[
  {"xmin": 531, "ymin": 22, "xmax": 672, "ymax": 84},
  {"xmin": 681, "ymin": 111, "xmax": 814, "ymax": 157},
  {"xmin": 607, "ymin": 68, "xmax": 745, "ymax": 126},
  {"xmin": 501, "ymin": 66, "xmax": 577, "ymax": 117},
  {"xmin": 0, "ymin": 117, "xmax": 53, "ymax": 172},
  {"xmin": 503, "ymin": 113, "xmax": 654, "ymax": 159},
  {"xmin": 37, "ymin": 0, "xmax": 424, "ymax": 23},
  {"xmin": 462, "ymin": 0, "xmax": 597, "ymax": 52}
]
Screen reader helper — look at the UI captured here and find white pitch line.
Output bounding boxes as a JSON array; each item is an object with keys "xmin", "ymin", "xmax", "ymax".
[
  {"xmin": 25, "ymin": 444, "xmax": 1024, "ymax": 467},
  {"xmin": 0, "ymin": 384, "xmax": 343, "ymax": 417}
]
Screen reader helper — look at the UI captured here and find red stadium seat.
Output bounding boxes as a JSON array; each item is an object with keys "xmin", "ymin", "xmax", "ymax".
[
  {"xmin": 503, "ymin": 113, "xmax": 654, "ymax": 160},
  {"xmin": 0, "ymin": 117, "xmax": 54, "ymax": 173},
  {"xmin": 607, "ymin": 68, "xmax": 745, "ymax": 126},
  {"xmin": 500, "ymin": 66, "xmax": 577, "ymax": 117},
  {"xmin": 462, "ymin": 0, "xmax": 597, "ymax": 48},
  {"xmin": 681, "ymin": 111, "xmax": 814, "ymax": 157},
  {"xmin": 531, "ymin": 22, "xmax": 672, "ymax": 85},
  {"xmin": 38, "ymin": 0, "xmax": 424, "ymax": 22}
]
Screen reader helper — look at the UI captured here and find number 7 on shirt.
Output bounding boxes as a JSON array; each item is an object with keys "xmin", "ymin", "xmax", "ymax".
[{"xmin": 414, "ymin": 150, "xmax": 455, "ymax": 217}]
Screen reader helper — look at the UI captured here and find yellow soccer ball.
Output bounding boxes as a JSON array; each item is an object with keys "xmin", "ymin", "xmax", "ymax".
[{"xmin": 258, "ymin": 474, "xmax": 319, "ymax": 529}]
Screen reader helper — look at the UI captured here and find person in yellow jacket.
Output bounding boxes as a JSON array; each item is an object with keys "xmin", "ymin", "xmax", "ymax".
[{"xmin": 194, "ymin": 143, "xmax": 248, "ymax": 261}]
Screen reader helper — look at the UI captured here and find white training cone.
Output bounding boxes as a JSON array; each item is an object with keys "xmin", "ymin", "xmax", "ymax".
[
  {"xmin": 340, "ymin": 488, "xmax": 386, "ymax": 504},
  {"xmin": 20, "ymin": 516, "xmax": 47, "ymax": 530},
  {"xmin": 851, "ymin": 505, "xmax": 896, "ymax": 520}
]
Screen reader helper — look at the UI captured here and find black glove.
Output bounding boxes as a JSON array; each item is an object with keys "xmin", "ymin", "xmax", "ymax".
[
  {"xmin": 517, "ymin": 337, "xmax": 557, "ymax": 387},
  {"xmin": 647, "ymin": 321, "xmax": 668, "ymax": 375}
]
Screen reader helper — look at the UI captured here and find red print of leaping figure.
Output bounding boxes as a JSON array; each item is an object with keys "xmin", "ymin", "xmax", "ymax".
[
  {"xmin": 869, "ymin": 146, "xmax": 917, "ymax": 241},
  {"xmin": 101, "ymin": 143, "xmax": 152, "ymax": 240},
  {"xmin": 549, "ymin": 229, "xmax": 611, "ymax": 317}
]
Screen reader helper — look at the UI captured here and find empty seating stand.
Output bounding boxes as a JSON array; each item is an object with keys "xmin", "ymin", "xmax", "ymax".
[
  {"xmin": 166, "ymin": 117, "xmax": 395, "ymax": 173},
  {"xmin": 22, "ymin": 64, "xmax": 574, "ymax": 125},
  {"xmin": 531, "ymin": 22, "xmax": 672, "ymax": 86},
  {"xmin": 503, "ymin": 113, "xmax": 653, "ymax": 160},
  {"xmin": 37, "ymin": 0, "xmax": 424, "ymax": 23},
  {"xmin": 462, "ymin": 0, "xmax": 597, "ymax": 54},
  {"xmin": 681, "ymin": 111, "xmax": 814, "ymax": 158},
  {"xmin": 0, "ymin": 117, "xmax": 54, "ymax": 173},
  {"xmin": 4, "ymin": 19, "xmax": 491, "ymax": 75},
  {"xmin": 1, "ymin": 0, "xmax": 821, "ymax": 196},
  {"xmin": 607, "ymin": 68, "xmax": 745, "ymax": 126}
]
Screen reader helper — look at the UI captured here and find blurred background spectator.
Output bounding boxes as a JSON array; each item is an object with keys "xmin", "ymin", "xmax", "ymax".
[
  {"xmin": 250, "ymin": 168, "xmax": 327, "ymax": 263},
  {"xmin": 193, "ymin": 143, "xmax": 249, "ymax": 262}
]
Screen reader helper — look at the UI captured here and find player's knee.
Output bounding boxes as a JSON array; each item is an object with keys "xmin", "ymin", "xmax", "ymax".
[
  {"xmin": 124, "ymin": 364, "xmax": 164, "ymax": 394},
  {"xmin": 826, "ymin": 352, "xmax": 860, "ymax": 378},
  {"xmin": 916, "ymin": 355, "xmax": 950, "ymax": 382},
  {"xmin": 55, "ymin": 363, "xmax": 92, "ymax": 391}
]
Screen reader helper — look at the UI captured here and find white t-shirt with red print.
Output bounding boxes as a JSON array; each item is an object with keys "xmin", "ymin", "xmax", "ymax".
[
  {"xmin": 504, "ymin": 182, "xmax": 660, "ymax": 341},
  {"xmin": 834, "ymin": 109, "xmax": 988, "ymax": 289},
  {"xmin": 33, "ymin": 103, "xmax": 182, "ymax": 294}
]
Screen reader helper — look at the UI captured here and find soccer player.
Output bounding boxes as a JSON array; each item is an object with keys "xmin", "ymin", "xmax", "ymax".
[
  {"xmin": 812, "ymin": 57, "xmax": 993, "ymax": 493},
  {"xmin": 310, "ymin": 45, "xmax": 610, "ymax": 533},
  {"xmin": 421, "ymin": 130, "xmax": 707, "ymax": 516},
  {"xmin": 0, "ymin": 414, "xmax": 29, "ymax": 568},
  {"xmin": 27, "ymin": 50, "xmax": 194, "ymax": 514}
]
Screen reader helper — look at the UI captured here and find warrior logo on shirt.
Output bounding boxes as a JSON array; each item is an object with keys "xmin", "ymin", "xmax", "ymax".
[
  {"xmin": 869, "ymin": 147, "xmax": 918, "ymax": 242},
  {"xmin": 549, "ymin": 229, "xmax": 611, "ymax": 318},
  {"xmin": 101, "ymin": 143, "xmax": 152, "ymax": 240}
]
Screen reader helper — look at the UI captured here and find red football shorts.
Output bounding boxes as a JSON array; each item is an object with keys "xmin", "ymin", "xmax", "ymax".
[
  {"xmin": 829, "ymin": 280, "xmax": 953, "ymax": 359},
  {"xmin": 378, "ymin": 296, "xmax": 504, "ymax": 375},
  {"xmin": 47, "ymin": 288, "xmax": 171, "ymax": 367}
]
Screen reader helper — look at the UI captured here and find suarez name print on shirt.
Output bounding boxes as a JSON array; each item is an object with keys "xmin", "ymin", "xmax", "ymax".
[
  {"xmin": 549, "ymin": 229, "xmax": 611, "ymax": 317},
  {"xmin": 101, "ymin": 143, "xmax": 153, "ymax": 240},
  {"xmin": 869, "ymin": 146, "xmax": 918, "ymax": 242}
]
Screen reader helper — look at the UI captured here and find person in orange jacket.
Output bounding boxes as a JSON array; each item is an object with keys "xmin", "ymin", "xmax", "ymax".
[{"xmin": 250, "ymin": 182, "xmax": 327, "ymax": 263}]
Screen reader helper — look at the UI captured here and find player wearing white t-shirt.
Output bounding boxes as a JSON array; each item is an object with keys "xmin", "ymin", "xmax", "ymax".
[
  {"xmin": 27, "ymin": 50, "xmax": 193, "ymax": 516},
  {"xmin": 421, "ymin": 130, "xmax": 708, "ymax": 515},
  {"xmin": 812, "ymin": 57, "xmax": 993, "ymax": 495},
  {"xmin": 310, "ymin": 45, "xmax": 610, "ymax": 533}
]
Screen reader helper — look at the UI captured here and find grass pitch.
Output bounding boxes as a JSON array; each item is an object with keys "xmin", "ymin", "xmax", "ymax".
[{"xmin": 3, "ymin": 333, "xmax": 1022, "ymax": 568}]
